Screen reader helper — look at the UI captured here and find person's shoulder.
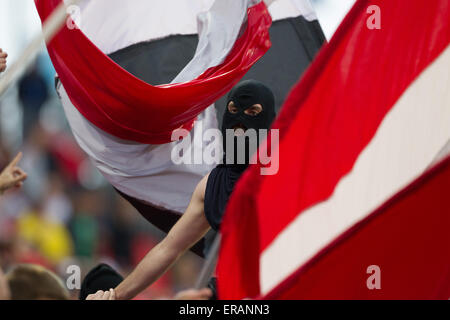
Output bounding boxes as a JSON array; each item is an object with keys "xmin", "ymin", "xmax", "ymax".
[
  {"xmin": 194, "ymin": 172, "xmax": 211, "ymax": 202},
  {"xmin": 195, "ymin": 164, "xmax": 227, "ymax": 201}
]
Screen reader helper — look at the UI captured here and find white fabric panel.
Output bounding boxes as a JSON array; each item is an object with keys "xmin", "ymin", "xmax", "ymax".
[
  {"xmin": 269, "ymin": 0, "xmax": 317, "ymax": 22},
  {"xmin": 431, "ymin": 139, "xmax": 450, "ymax": 166},
  {"xmin": 68, "ymin": 0, "xmax": 214, "ymax": 54},
  {"xmin": 259, "ymin": 45, "xmax": 450, "ymax": 295},
  {"xmin": 66, "ymin": 0, "xmax": 317, "ymax": 54},
  {"xmin": 60, "ymin": 85, "xmax": 216, "ymax": 212}
]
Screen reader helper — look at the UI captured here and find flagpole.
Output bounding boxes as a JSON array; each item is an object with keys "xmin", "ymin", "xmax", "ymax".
[
  {"xmin": 0, "ymin": 0, "xmax": 82, "ymax": 98},
  {"xmin": 195, "ymin": 234, "xmax": 221, "ymax": 290}
]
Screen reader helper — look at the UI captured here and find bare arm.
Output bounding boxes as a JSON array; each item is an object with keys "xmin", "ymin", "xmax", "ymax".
[{"xmin": 113, "ymin": 173, "xmax": 211, "ymax": 300}]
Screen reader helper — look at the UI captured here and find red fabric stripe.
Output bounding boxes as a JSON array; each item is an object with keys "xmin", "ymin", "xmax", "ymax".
[
  {"xmin": 218, "ymin": 0, "xmax": 450, "ymax": 299},
  {"xmin": 262, "ymin": 155, "xmax": 450, "ymax": 300},
  {"xmin": 35, "ymin": 0, "xmax": 272, "ymax": 144}
]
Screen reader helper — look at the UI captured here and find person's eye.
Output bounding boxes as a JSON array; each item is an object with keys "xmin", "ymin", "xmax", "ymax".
[
  {"xmin": 228, "ymin": 101, "xmax": 238, "ymax": 114},
  {"xmin": 244, "ymin": 104, "xmax": 262, "ymax": 116}
]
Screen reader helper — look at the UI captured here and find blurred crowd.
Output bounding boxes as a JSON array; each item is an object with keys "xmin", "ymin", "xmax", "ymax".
[{"xmin": 0, "ymin": 50, "xmax": 204, "ymax": 300}]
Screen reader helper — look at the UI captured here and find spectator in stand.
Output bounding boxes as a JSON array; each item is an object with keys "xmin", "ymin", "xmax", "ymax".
[
  {"xmin": 79, "ymin": 263, "xmax": 123, "ymax": 300},
  {"xmin": 6, "ymin": 264, "xmax": 70, "ymax": 300}
]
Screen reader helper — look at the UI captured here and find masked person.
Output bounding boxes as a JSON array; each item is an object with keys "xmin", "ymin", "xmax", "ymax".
[
  {"xmin": 205, "ymin": 80, "xmax": 275, "ymax": 231},
  {"xmin": 87, "ymin": 80, "xmax": 276, "ymax": 300}
]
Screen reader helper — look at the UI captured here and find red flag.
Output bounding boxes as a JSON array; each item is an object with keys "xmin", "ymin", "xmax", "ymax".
[
  {"xmin": 217, "ymin": 0, "xmax": 450, "ymax": 299},
  {"xmin": 263, "ymin": 155, "xmax": 450, "ymax": 299}
]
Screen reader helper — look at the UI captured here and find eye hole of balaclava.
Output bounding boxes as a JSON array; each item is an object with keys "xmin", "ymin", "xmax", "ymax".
[
  {"xmin": 221, "ymin": 80, "xmax": 276, "ymax": 165},
  {"xmin": 227, "ymin": 100, "xmax": 263, "ymax": 117}
]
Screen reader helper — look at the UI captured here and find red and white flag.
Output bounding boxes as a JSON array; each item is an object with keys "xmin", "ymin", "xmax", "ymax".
[
  {"xmin": 217, "ymin": 0, "xmax": 450, "ymax": 299},
  {"xmin": 37, "ymin": 0, "xmax": 273, "ymax": 145},
  {"xmin": 35, "ymin": 0, "xmax": 325, "ymax": 251}
]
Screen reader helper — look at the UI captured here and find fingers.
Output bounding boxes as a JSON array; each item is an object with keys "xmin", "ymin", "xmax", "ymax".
[
  {"xmin": 103, "ymin": 290, "xmax": 111, "ymax": 300},
  {"xmin": 174, "ymin": 288, "xmax": 213, "ymax": 300},
  {"xmin": 10, "ymin": 168, "xmax": 27, "ymax": 188},
  {"xmin": 109, "ymin": 288, "xmax": 116, "ymax": 300},
  {"xmin": 86, "ymin": 289, "xmax": 116, "ymax": 300},
  {"xmin": 86, "ymin": 290, "xmax": 104, "ymax": 300},
  {"xmin": 8, "ymin": 152, "xmax": 23, "ymax": 169},
  {"xmin": 196, "ymin": 288, "xmax": 213, "ymax": 300},
  {"xmin": 86, "ymin": 293, "xmax": 97, "ymax": 300},
  {"xmin": 12, "ymin": 168, "xmax": 27, "ymax": 182},
  {"xmin": 94, "ymin": 290, "xmax": 105, "ymax": 300},
  {"xmin": 0, "ymin": 49, "xmax": 7, "ymax": 73},
  {"xmin": 13, "ymin": 167, "xmax": 26, "ymax": 176},
  {"xmin": 0, "ymin": 161, "xmax": 27, "ymax": 193},
  {"xmin": 5, "ymin": 153, "xmax": 27, "ymax": 187}
]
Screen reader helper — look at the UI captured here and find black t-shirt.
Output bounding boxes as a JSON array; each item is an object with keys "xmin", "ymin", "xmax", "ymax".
[{"xmin": 203, "ymin": 164, "xmax": 247, "ymax": 231}]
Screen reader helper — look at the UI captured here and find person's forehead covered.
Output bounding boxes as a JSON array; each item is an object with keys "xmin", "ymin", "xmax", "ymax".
[{"xmin": 228, "ymin": 80, "xmax": 274, "ymax": 109}]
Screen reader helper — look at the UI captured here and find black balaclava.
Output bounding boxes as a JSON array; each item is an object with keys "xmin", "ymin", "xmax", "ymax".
[
  {"xmin": 204, "ymin": 80, "xmax": 276, "ymax": 231},
  {"xmin": 221, "ymin": 80, "xmax": 276, "ymax": 166},
  {"xmin": 78, "ymin": 264, "xmax": 123, "ymax": 300}
]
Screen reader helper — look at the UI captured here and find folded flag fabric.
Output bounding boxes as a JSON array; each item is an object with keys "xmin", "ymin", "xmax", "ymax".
[
  {"xmin": 217, "ymin": 0, "xmax": 450, "ymax": 299},
  {"xmin": 34, "ymin": 0, "xmax": 325, "ymax": 249},
  {"xmin": 36, "ymin": 0, "xmax": 273, "ymax": 144}
]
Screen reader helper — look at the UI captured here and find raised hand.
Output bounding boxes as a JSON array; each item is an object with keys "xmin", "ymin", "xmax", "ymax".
[
  {"xmin": 0, "ymin": 152, "xmax": 27, "ymax": 194},
  {"xmin": 0, "ymin": 49, "xmax": 7, "ymax": 73}
]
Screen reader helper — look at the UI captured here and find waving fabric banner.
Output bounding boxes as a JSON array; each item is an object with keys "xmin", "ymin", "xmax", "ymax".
[
  {"xmin": 217, "ymin": 0, "xmax": 450, "ymax": 298},
  {"xmin": 36, "ymin": 0, "xmax": 272, "ymax": 144},
  {"xmin": 35, "ymin": 0, "xmax": 325, "ymax": 255}
]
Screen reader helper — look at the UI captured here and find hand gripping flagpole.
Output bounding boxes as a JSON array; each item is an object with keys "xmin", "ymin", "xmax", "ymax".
[
  {"xmin": 0, "ymin": 0, "xmax": 82, "ymax": 98},
  {"xmin": 195, "ymin": 234, "xmax": 221, "ymax": 290}
]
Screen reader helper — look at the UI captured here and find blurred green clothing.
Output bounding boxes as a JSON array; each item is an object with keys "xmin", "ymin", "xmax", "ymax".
[{"xmin": 71, "ymin": 213, "xmax": 98, "ymax": 258}]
